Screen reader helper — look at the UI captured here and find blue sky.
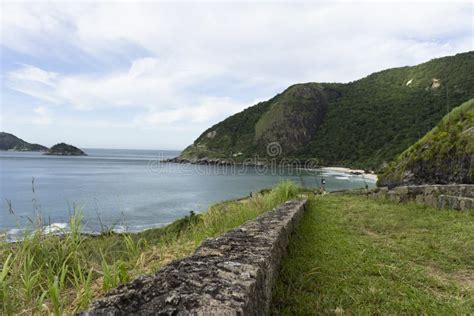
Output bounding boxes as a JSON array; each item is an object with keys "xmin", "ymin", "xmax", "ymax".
[{"xmin": 1, "ymin": 1, "xmax": 472, "ymax": 150}]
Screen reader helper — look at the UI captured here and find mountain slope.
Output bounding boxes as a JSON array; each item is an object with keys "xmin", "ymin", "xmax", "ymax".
[
  {"xmin": 180, "ymin": 52, "xmax": 474, "ymax": 169},
  {"xmin": 378, "ymin": 99, "xmax": 473, "ymax": 187},
  {"xmin": 0, "ymin": 132, "xmax": 48, "ymax": 151}
]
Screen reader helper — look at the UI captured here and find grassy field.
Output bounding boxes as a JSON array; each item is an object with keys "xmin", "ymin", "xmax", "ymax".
[
  {"xmin": 0, "ymin": 181, "xmax": 299, "ymax": 315},
  {"xmin": 272, "ymin": 194, "xmax": 474, "ymax": 314}
]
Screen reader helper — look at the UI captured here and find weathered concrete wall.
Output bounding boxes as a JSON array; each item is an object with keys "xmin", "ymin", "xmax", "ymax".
[
  {"xmin": 80, "ymin": 198, "xmax": 307, "ymax": 315},
  {"xmin": 345, "ymin": 185, "xmax": 474, "ymax": 210}
]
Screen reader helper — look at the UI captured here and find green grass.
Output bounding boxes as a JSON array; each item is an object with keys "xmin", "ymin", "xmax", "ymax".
[
  {"xmin": 272, "ymin": 194, "xmax": 474, "ymax": 314},
  {"xmin": 0, "ymin": 181, "xmax": 299, "ymax": 315}
]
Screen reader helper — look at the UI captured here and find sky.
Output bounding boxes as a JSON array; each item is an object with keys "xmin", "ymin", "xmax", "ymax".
[{"xmin": 0, "ymin": 1, "xmax": 472, "ymax": 150}]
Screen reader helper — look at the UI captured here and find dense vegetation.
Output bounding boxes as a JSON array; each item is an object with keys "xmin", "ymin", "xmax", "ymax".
[
  {"xmin": 45, "ymin": 143, "xmax": 87, "ymax": 156},
  {"xmin": 272, "ymin": 194, "xmax": 474, "ymax": 314},
  {"xmin": 181, "ymin": 52, "xmax": 474, "ymax": 170},
  {"xmin": 378, "ymin": 99, "xmax": 473, "ymax": 187},
  {"xmin": 0, "ymin": 132, "xmax": 48, "ymax": 151},
  {"xmin": 0, "ymin": 182, "xmax": 299, "ymax": 315}
]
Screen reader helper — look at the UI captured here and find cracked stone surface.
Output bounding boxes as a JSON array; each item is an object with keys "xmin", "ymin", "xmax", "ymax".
[{"xmin": 79, "ymin": 198, "xmax": 307, "ymax": 316}]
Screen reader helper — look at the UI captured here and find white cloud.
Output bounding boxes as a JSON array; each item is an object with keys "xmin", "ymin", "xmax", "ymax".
[
  {"xmin": 8, "ymin": 65, "xmax": 58, "ymax": 86},
  {"xmin": 135, "ymin": 96, "xmax": 258, "ymax": 126},
  {"xmin": 1, "ymin": 1, "xmax": 473, "ymax": 148},
  {"xmin": 6, "ymin": 65, "xmax": 61, "ymax": 104},
  {"xmin": 32, "ymin": 106, "xmax": 52, "ymax": 126},
  {"xmin": 128, "ymin": 57, "xmax": 160, "ymax": 78},
  {"xmin": 6, "ymin": 59, "xmax": 256, "ymax": 127},
  {"xmin": 2, "ymin": 2, "xmax": 472, "ymax": 83}
]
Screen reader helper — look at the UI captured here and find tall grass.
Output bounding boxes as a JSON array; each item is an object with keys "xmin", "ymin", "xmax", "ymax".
[{"xmin": 0, "ymin": 181, "xmax": 300, "ymax": 315}]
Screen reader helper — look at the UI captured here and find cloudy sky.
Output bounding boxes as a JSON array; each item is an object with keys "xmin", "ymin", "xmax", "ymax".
[{"xmin": 1, "ymin": 1, "xmax": 472, "ymax": 150}]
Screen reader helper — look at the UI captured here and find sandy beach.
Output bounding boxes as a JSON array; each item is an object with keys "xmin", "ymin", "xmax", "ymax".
[{"xmin": 320, "ymin": 167, "xmax": 378, "ymax": 182}]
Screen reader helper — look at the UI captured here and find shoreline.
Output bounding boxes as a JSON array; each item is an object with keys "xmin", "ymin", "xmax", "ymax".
[
  {"xmin": 319, "ymin": 167, "xmax": 378, "ymax": 182},
  {"xmin": 162, "ymin": 157, "xmax": 378, "ymax": 182}
]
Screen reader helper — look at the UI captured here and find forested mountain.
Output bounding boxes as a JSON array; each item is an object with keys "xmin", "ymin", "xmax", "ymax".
[
  {"xmin": 0, "ymin": 132, "xmax": 48, "ymax": 151},
  {"xmin": 180, "ymin": 52, "xmax": 473, "ymax": 170}
]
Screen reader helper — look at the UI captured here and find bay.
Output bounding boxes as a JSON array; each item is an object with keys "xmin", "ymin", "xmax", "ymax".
[{"xmin": 0, "ymin": 148, "xmax": 375, "ymax": 237}]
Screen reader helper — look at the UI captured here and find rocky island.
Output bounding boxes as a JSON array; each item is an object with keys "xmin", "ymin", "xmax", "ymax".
[{"xmin": 44, "ymin": 143, "xmax": 87, "ymax": 156}]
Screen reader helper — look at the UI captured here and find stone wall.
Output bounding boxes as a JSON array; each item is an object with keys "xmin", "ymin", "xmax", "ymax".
[
  {"xmin": 346, "ymin": 185, "xmax": 473, "ymax": 211},
  {"xmin": 80, "ymin": 198, "xmax": 307, "ymax": 315}
]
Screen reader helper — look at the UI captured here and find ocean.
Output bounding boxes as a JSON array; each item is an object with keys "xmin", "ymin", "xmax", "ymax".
[{"xmin": 0, "ymin": 148, "xmax": 375, "ymax": 238}]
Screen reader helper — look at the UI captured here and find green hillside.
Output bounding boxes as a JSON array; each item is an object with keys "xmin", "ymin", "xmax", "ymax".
[
  {"xmin": 0, "ymin": 132, "xmax": 48, "ymax": 151},
  {"xmin": 45, "ymin": 143, "xmax": 87, "ymax": 156},
  {"xmin": 378, "ymin": 99, "xmax": 473, "ymax": 187},
  {"xmin": 180, "ymin": 52, "xmax": 474, "ymax": 170}
]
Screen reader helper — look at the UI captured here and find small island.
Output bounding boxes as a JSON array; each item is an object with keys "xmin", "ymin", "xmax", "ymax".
[{"xmin": 44, "ymin": 143, "xmax": 87, "ymax": 156}]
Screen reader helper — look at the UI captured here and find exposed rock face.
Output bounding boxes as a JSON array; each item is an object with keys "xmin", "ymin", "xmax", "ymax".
[
  {"xmin": 206, "ymin": 130, "xmax": 217, "ymax": 139},
  {"xmin": 80, "ymin": 199, "xmax": 307, "ymax": 315},
  {"xmin": 430, "ymin": 78, "xmax": 441, "ymax": 89},
  {"xmin": 254, "ymin": 84, "xmax": 328, "ymax": 155}
]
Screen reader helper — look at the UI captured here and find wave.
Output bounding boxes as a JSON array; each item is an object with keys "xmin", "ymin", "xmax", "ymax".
[{"xmin": 2, "ymin": 221, "xmax": 171, "ymax": 243}]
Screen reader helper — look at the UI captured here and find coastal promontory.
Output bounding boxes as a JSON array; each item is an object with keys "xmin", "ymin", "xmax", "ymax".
[
  {"xmin": 0, "ymin": 132, "xmax": 48, "ymax": 151},
  {"xmin": 178, "ymin": 52, "xmax": 473, "ymax": 170}
]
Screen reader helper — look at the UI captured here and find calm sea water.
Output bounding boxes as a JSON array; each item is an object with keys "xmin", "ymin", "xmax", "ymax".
[{"xmin": 0, "ymin": 149, "xmax": 375, "ymax": 237}]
